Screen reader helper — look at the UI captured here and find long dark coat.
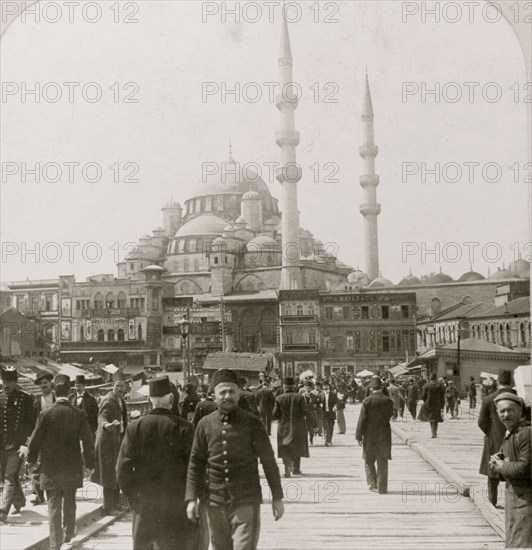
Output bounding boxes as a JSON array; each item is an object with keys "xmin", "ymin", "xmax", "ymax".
[
  {"xmin": 273, "ymin": 390, "xmax": 313, "ymax": 459},
  {"xmin": 255, "ymin": 386, "xmax": 275, "ymax": 415},
  {"xmin": 117, "ymin": 409, "xmax": 195, "ymax": 550},
  {"xmin": 421, "ymin": 382, "xmax": 445, "ymax": 423},
  {"xmin": 478, "ymin": 387, "xmax": 517, "ymax": 477},
  {"xmin": 69, "ymin": 391, "xmax": 99, "ymax": 437},
  {"xmin": 92, "ymin": 391, "xmax": 128, "ymax": 489},
  {"xmin": 28, "ymin": 400, "xmax": 95, "ymax": 490},
  {"xmin": 356, "ymin": 391, "xmax": 393, "ymax": 461}
]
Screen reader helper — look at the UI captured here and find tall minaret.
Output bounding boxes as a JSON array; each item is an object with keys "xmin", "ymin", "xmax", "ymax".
[
  {"xmin": 276, "ymin": 13, "xmax": 302, "ymax": 290},
  {"xmin": 359, "ymin": 70, "xmax": 381, "ymax": 280}
]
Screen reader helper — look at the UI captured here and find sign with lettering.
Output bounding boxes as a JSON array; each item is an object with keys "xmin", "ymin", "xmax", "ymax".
[{"xmin": 320, "ymin": 293, "xmax": 416, "ymax": 304}]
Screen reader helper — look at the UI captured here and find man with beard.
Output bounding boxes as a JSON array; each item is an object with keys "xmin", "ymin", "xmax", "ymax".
[
  {"xmin": 273, "ymin": 377, "xmax": 315, "ymax": 476},
  {"xmin": 0, "ymin": 366, "xmax": 35, "ymax": 523},
  {"xmin": 186, "ymin": 369, "xmax": 283, "ymax": 550},
  {"xmin": 117, "ymin": 376, "xmax": 195, "ymax": 550},
  {"xmin": 92, "ymin": 376, "xmax": 128, "ymax": 515}
]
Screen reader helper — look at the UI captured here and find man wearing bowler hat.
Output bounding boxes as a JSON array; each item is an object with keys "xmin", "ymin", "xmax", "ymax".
[
  {"xmin": 31, "ymin": 372, "xmax": 56, "ymax": 505},
  {"xmin": 186, "ymin": 369, "xmax": 284, "ymax": 550},
  {"xmin": 70, "ymin": 375, "xmax": 98, "ymax": 437},
  {"xmin": 489, "ymin": 392, "xmax": 531, "ymax": 548},
  {"xmin": 117, "ymin": 376, "xmax": 195, "ymax": 550},
  {"xmin": 28, "ymin": 374, "xmax": 95, "ymax": 549},
  {"xmin": 0, "ymin": 366, "xmax": 36, "ymax": 523}
]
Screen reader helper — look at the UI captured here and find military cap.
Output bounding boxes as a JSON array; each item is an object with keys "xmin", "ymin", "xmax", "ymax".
[
  {"xmin": 1, "ymin": 366, "xmax": 18, "ymax": 381},
  {"xmin": 210, "ymin": 369, "xmax": 238, "ymax": 390},
  {"xmin": 75, "ymin": 375, "xmax": 86, "ymax": 385},
  {"xmin": 494, "ymin": 392, "xmax": 524, "ymax": 407},
  {"xmin": 35, "ymin": 372, "xmax": 54, "ymax": 385},
  {"xmin": 149, "ymin": 375, "xmax": 172, "ymax": 397}
]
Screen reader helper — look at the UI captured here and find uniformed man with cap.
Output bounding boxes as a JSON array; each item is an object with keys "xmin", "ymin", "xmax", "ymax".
[
  {"xmin": 0, "ymin": 366, "xmax": 36, "ymax": 523},
  {"xmin": 70, "ymin": 375, "xmax": 98, "ymax": 437},
  {"xmin": 27, "ymin": 374, "xmax": 95, "ymax": 549},
  {"xmin": 489, "ymin": 391, "xmax": 531, "ymax": 548},
  {"xmin": 186, "ymin": 369, "xmax": 284, "ymax": 550},
  {"xmin": 117, "ymin": 375, "xmax": 195, "ymax": 550},
  {"xmin": 31, "ymin": 372, "xmax": 56, "ymax": 505}
]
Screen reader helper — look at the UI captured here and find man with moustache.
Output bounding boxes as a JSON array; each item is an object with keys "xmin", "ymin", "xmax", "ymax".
[
  {"xmin": 489, "ymin": 392, "xmax": 531, "ymax": 548},
  {"xmin": 117, "ymin": 376, "xmax": 194, "ymax": 550},
  {"xmin": 186, "ymin": 369, "xmax": 284, "ymax": 550},
  {"xmin": 92, "ymin": 375, "xmax": 128, "ymax": 515},
  {"xmin": 70, "ymin": 375, "xmax": 98, "ymax": 438}
]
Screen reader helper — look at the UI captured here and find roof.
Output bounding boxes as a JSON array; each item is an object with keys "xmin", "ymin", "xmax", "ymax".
[
  {"xmin": 202, "ymin": 352, "xmax": 272, "ymax": 372},
  {"xmin": 196, "ymin": 290, "xmax": 278, "ymax": 304},
  {"xmin": 458, "ymin": 270, "xmax": 485, "ymax": 282},
  {"xmin": 468, "ymin": 297, "xmax": 530, "ymax": 319},
  {"xmin": 489, "ymin": 268, "xmax": 520, "ymax": 280},
  {"xmin": 431, "ymin": 302, "xmax": 491, "ymax": 321},
  {"xmin": 441, "ymin": 338, "xmax": 523, "ymax": 354},
  {"xmin": 175, "ymin": 215, "xmax": 228, "ymax": 238}
]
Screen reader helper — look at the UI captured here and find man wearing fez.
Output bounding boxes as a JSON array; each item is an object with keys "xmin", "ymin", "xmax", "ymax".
[
  {"xmin": 478, "ymin": 369, "xmax": 517, "ymax": 506},
  {"xmin": 0, "ymin": 366, "xmax": 35, "ymax": 523},
  {"xmin": 186, "ymin": 369, "xmax": 284, "ymax": 550},
  {"xmin": 489, "ymin": 392, "xmax": 531, "ymax": 548},
  {"xmin": 356, "ymin": 377, "xmax": 394, "ymax": 494},
  {"xmin": 117, "ymin": 376, "xmax": 195, "ymax": 550},
  {"xmin": 92, "ymin": 374, "xmax": 128, "ymax": 515},
  {"xmin": 31, "ymin": 372, "xmax": 56, "ymax": 505},
  {"xmin": 28, "ymin": 374, "xmax": 95, "ymax": 549},
  {"xmin": 273, "ymin": 376, "xmax": 315, "ymax": 477},
  {"xmin": 70, "ymin": 375, "xmax": 99, "ymax": 437}
]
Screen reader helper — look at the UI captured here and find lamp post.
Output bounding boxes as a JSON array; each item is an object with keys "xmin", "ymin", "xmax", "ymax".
[{"xmin": 177, "ymin": 313, "xmax": 191, "ymax": 382}]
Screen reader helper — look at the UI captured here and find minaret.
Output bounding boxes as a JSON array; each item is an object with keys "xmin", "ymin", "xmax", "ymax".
[
  {"xmin": 276, "ymin": 13, "xmax": 302, "ymax": 290},
  {"xmin": 359, "ymin": 70, "xmax": 381, "ymax": 280}
]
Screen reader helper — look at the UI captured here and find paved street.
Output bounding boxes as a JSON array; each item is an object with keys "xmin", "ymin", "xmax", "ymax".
[{"xmin": 76, "ymin": 403, "xmax": 504, "ymax": 550}]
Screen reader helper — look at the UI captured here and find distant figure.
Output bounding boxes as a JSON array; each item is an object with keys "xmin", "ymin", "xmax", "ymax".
[
  {"xmin": 406, "ymin": 380, "xmax": 419, "ymax": 420},
  {"xmin": 468, "ymin": 377, "xmax": 477, "ymax": 409},
  {"xmin": 70, "ymin": 375, "xmax": 98, "ymax": 438},
  {"xmin": 444, "ymin": 381, "xmax": 459, "ymax": 419},
  {"xmin": 255, "ymin": 381, "xmax": 275, "ymax": 435},
  {"xmin": 237, "ymin": 377, "xmax": 260, "ymax": 417},
  {"xmin": 180, "ymin": 383, "xmax": 200, "ymax": 423},
  {"xmin": 28, "ymin": 374, "xmax": 95, "ymax": 549},
  {"xmin": 320, "ymin": 380, "xmax": 337, "ymax": 447},
  {"xmin": 490, "ymin": 392, "xmax": 531, "ymax": 548},
  {"xmin": 356, "ymin": 377, "xmax": 393, "ymax": 494},
  {"xmin": 192, "ymin": 391, "xmax": 217, "ymax": 428},
  {"xmin": 302, "ymin": 382, "xmax": 319, "ymax": 445},
  {"xmin": 421, "ymin": 373, "xmax": 445, "ymax": 438},
  {"xmin": 478, "ymin": 370, "xmax": 516, "ymax": 506},
  {"xmin": 387, "ymin": 380, "xmax": 400, "ymax": 421},
  {"xmin": 336, "ymin": 388, "xmax": 347, "ymax": 434}
]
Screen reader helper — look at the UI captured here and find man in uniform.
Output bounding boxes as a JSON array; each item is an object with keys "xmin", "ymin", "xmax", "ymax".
[
  {"xmin": 186, "ymin": 369, "xmax": 284, "ymax": 550},
  {"xmin": 27, "ymin": 374, "xmax": 95, "ymax": 550},
  {"xmin": 0, "ymin": 366, "xmax": 35, "ymax": 523},
  {"xmin": 31, "ymin": 372, "xmax": 56, "ymax": 505},
  {"xmin": 273, "ymin": 377, "xmax": 314, "ymax": 477},
  {"xmin": 92, "ymin": 375, "xmax": 128, "ymax": 514},
  {"xmin": 489, "ymin": 392, "xmax": 531, "ymax": 548},
  {"xmin": 356, "ymin": 376, "xmax": 393, "ymax": 494},
  {"xmin": 255, "ymin": 381, "xmax": 275, "ymax": 436},
  {"xmin": 117, "ymin": 376, "xmax": 195, "ymax": 550},
  {"xmin": 70, "ymin": 375, "xmax": 99, "ymax": 438},
  {"xmin": 478, "ymin": 370, "xmax": 516, "ymax": 506}
]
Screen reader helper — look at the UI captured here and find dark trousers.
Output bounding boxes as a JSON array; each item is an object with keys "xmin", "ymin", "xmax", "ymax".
[
  {"xmin": 207, "ymin": 503, "xmax": 261, "ymax": 550},
  {"xmin": 47, "ymin": 486, "xmax": 76, "ymax": 549},
  {"xmin": 324, "ymin": 414, "xmax": 335, "ymax": 444},
  {"xmin": 259, "ymin": 410, "xmax": 272, "ymax": 436},
  {"xmin": 365, "ymin": 457, "xmax": 388, "ymax": 493},
  {"xmin": 407, "ymin": 402, "xmax": 417, "ymax": 420},
  {"xmin": 469, "ymin": 395, "xmax": 476, "ymax": 409},
  {"xmin": 337, "ymin": 409, "xmax": 346, "ymax": 433},
  {"xmin": 430, "ymin": 421, "xmax": 439, "ymax": 438},
  {"xmin": 0, "ymin": 447, "xmax": 26, "ymax": 515},
  {"xmin": 487, "ymin": 477, "xmax": 501, "ymax": 506},
  {"xmin": 282, "ymin": 455, "xmax": 301, "ymax": 474},
  {"xmin": 103, "ymin": 486, "xmax": 120, "ymax": 512}
]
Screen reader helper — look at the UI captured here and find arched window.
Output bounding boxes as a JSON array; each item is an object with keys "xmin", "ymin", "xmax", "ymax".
[
  {"xmin": 80, "ymin": 325, "xmax": 85, "ymax": 342},
  {"xmin": 505, "ymin": 324, "xmax": 511, "ymax": 346},
  {"xmin": 284, "ymin": 304, "xmax": 292, "ymax": 316},
  {"xmin": 97, "ymin": 329, "xmax": 105, "ymax": 342},
  {"xmin": 94, "ymin": 293, "xmax": 103, "ymax": 310},
  {"xmin": 117, "ymin": 329, "xmax": 125, "ymax": 341},
  {"xmin": 521, "ymin": 323, "xmax": 527, "ymax": 345},
  {"xmin": 138, "ymin": 324, "xmax": 143, "ymax": 341},
  {"xmin": 296, "ymin": 304, "xmax": 303, "ymax": 316},
  {"xmin": 308, "ymin": 329, "xmax": 316, "ymax": 344},
  {"xmin": 308, "ymin": 304, "xmax": 315, "ymax": 315},
  {"xmin": 499, "ymin": 324, "xmax": 504, "ymax": 344},
  {"xmin": 346, "ymin": 331, "xmax": 354, "ymax": 351},
  {"xmin": 117, "ymin": 292, "xmax": 127, "ymax": 308},
  {"xmin": 178, "ymin": 240, "xmax": 185, "ymax": 253},
  {"xmin": 490, "ymin": 325, "xmax": 495, "ymax": 343},
  {"xmin": 106, "ymin": 293, "xmax": 115, "ymax": 309},
  {"xmin": 107, "ymin": 329, "xmax": 115, "ymax": 341}
]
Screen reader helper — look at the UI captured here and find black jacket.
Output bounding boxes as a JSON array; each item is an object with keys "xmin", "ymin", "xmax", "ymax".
[
  {"xmin": 0, "ymin": 386, "xmax": 36, "ymax": 449},
  {"xmin": 356, "ymin": 391, "xmax": 393, "ymax": 461},
  {"xmin": 186, "ymin": 407, "xmax": 282, "ymax": 508},
  {"xmin": 70, "ymin": 391, "xmax": 98, "ymax": 435}
]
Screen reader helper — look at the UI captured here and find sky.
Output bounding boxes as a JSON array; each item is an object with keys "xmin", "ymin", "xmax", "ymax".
[{"xmin": 1, "ymin": 0, "xmax": 529, "ymax": 284}]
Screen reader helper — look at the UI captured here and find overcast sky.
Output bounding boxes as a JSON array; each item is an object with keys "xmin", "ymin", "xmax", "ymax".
[{"xmin": 1, "ymin": 0, "xmax": 529, "ymax": 284}]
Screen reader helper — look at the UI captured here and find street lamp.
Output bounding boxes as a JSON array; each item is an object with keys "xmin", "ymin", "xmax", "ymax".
[{"xmin": 177, "ymin": 313, "xmax": 191, "ymax": 382}]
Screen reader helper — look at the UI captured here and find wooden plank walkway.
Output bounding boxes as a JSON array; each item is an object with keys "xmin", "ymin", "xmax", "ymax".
[{"xmin": 79, "ymin": 403, "xmax": 503, "ymax": 550}]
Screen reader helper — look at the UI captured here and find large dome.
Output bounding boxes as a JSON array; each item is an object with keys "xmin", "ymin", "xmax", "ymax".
[
  {"xmin": 509, "ymin": 259, "xmax": 530, "ymax": 278},
  {"xmin": 458, "ymin": 270, "xmax": 485, "ymax": 282},
  {"xmin": 398, "ymin": 274, "xmax": 421, "ymax": 286},
  {"xmin": 426, "ymin": 272, "xmax": 454, "ymax": 284},
  {"xmin": 194, "ymin": 155, "xmax": 272, "ymax": 199},
  {"xmin": 368, "ymin": 277, "xmax": 393, "ymax": 288},
  {"xmin": 489, "ymin": 268, "xmax": 520, "ymax": 280},
  {"xmin": 175, "ymin": 215, "xmax": 228, "ymax": 237}
]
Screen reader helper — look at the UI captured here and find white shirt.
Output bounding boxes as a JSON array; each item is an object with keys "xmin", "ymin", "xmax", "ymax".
[{"xmin": 40, "ymin": 393, "xmax": 54, "ymax": 411}]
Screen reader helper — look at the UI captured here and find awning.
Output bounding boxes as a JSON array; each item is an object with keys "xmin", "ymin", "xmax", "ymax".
[
  {"xmin": 388, "ymin": 364, "xmax": 409, "ymax": 377},
  {"xmin": 357, "ymin": 369, "xmax": 374, "ymax": 378},
  {"xmin": 102, "ymin": 364, "xmax": 119, "ymax": 374}
]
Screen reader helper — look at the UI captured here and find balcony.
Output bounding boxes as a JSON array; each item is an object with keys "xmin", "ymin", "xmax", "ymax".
[
  {"xmin": 283, "ymin": 343, "xmax": 319, "ymax": 353},
  {"xmin": 281, "ymin": 315, "xmax": 317, "ymax": 324},
  {"xmin": 80, "ymin": 308, "xmax": 141, "ymax": 318},
  {"xmin": 61, "ymin": 340, "xmax": 147, "ymax": 350}
]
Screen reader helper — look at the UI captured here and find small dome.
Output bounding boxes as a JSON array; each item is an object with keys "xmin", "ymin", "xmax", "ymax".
[
  {"xmin": 235, "ymin": 216, "xmax": 247, "ymax": 226},
  {"xmin": 458, "ymin": 270, "xmax": 485, "ymax": 282},
  {"xmin": 212, "ymin": 236, "xmax": 226, "ymax": 246},
  {"xmin": 489, "ymin": 268, "xmax": 520, "ymax": 280},
  {"xmin": 509, "ymin": 258, "xmax": 530, "ymax": 278},
  {"xmin": 247, "ymin": 235, "xmax": 279, "ymax": 249},
  {"xmin": 141, "ymin": 265, "xmax": 165, "ymax": 271},
  {"xmin": 347, "ymin": 270, "xmax": 370, "ymax": 285},
  {"xmin": 368, "ymin": 277, "xmax": 393, "ymax": 288},
  {"xmin": 427, "ymin": 272, "xmax": 454, "ymax": 284},
  {"xmin": 242, "ymin": 190, "xmax": 261, "ymax": 200},
  {"xmin": 398, "ymin": 274, "xmax": 421, "ymax": 286},
  {"xmin": 175, "ymin": 215, "xmax": 227, "ymax": 237}
]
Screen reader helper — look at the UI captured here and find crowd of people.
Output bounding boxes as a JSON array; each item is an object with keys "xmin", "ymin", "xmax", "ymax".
[{"xmin": 0, "ymin": 364, "xmax": 530, "ymax": 549}]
